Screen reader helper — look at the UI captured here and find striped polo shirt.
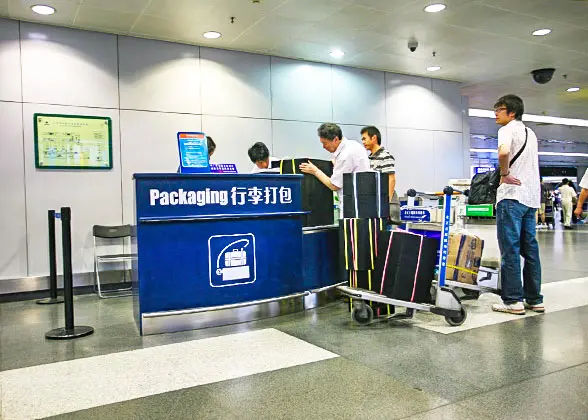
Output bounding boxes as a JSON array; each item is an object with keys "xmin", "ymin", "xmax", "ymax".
[{"xmin": 368, "ymin": 147, "xmax": 395, "ymax": 174}]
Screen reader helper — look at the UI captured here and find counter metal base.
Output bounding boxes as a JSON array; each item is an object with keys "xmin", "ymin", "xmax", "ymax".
[{"xmin": 141, "ymin": 283, "xmax": 344, "ymax": 336}]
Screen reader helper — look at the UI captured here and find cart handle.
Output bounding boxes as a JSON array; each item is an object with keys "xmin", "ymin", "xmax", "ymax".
[{"xmin": 407, "ymin": 187, "xmax": 463, "ymax": 198}]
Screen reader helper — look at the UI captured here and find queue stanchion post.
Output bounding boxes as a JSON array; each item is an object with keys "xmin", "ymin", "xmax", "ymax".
[
  {"xmin": 37, "ymin": 210, "xmax": 65, "ymax": 305},
  {"xmin": 45, "ymin": 207, "xmax": 94, "ymax": 340}
]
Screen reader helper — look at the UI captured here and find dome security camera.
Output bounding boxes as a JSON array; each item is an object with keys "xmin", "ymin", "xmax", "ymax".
[
  {"xmin": 408, "ymin": 39, "xmax": 418, "ymax": 53},
  {"xmin": 531, "ymin": 68, "xmax": 556, "ymax": 84}
]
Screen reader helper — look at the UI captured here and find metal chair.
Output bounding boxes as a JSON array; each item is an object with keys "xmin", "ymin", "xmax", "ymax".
[{"xmin": 93, "ymin": 224, "xmax": 134, "ymax": 298}]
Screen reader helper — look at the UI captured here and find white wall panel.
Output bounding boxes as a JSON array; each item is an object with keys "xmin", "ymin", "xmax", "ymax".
[
  {"xmin": 202, "ymin": 115, "xmax": 271, "ymax": 174},
  {"xmin": 0, "ymin": 18, "xmax": 22, "ymax": 102},
  {"xmin": 332, "ymin": 66, "xmax": 386, "ymax": 126},
  {"xmin": 118, "ymin": 36, "xmax": 201, "ymax": 114},
  {"xmin": 120, "ymin": 110, "xmax": 202, "ymax": 223},
  {"xmin": 201, "ymin": 48, "xmax": 270, "ymax": 119},
  {"xmin": 339, "ymin": 124, "xmax": 387, "ymax": 147},
  {"xmin": 0, "ymin": 102, "xmax": 27, "ymax": 279},
  {"xmin": 461, "ymin": 96, "xmax": 471, "ymax": 178},
  {"xmin": 272, "ymin": 120, "xmax": 332, "ymax": 162},
  {"xmin": 386, "ymin": 73, "xmax": 464, "ymax": 133},
  {"xmin": 386, "ymin": 128, "xmax": 435, "ymax": 194},
  {"xmin": 431, "ymin": 78, "xmax": 464, "ymax": 133},
  {"xmin": 22, "ymin": 104, "xmax": 123, "ymax": 276},
  {"xmin": 20, "ymin": 23, "xmax": 118, "ymax": 108},
  {"xmin": 433, "ymin": 131, "xmax": 466, "ymax": 190},
  {"xmin": 270, "ymin": 57, "xmax": 332, "ymax": 123},
  {"xmin": 385, "ymin": 72, "xmax": 432, "ymax": 130}
]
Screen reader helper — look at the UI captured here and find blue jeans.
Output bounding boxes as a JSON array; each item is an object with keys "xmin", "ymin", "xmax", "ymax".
[{"xmin": 496, "ymin": 199, "xmax": 543, "ymax": 305}]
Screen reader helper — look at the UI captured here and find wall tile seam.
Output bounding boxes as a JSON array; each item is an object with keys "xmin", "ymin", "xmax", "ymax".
[{"xmin": 0, "ymin": 100, "xmax": 466, "ymax": 132}]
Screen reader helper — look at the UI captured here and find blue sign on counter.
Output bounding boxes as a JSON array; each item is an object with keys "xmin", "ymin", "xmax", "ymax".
[
  {"xmin": 401, "ymin": 207, "xmax": 433, "ymax": 222},
  {"xmin": 210, "ymin": 163, "xmax": 238, "ymax": 174},
  {"xmin": 177, "ymin": 132, "xmax": 210, "ymax": 174}
]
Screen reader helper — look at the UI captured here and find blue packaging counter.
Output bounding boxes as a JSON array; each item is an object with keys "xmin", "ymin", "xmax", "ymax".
[{"xmin": 132, "ymin": 173, "xmax": 341, "ymax": 335}]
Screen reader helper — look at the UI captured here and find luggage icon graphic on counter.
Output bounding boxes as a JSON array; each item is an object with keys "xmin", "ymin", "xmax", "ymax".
[{"xmin": 208, "ymin": 233, "xmax": 256, "ymax": 287}]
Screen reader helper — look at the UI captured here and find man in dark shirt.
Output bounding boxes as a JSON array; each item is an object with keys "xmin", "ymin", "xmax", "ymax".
[{"xmin": 361, "ymin": 126, "xmax": 400, "ymax": 224}]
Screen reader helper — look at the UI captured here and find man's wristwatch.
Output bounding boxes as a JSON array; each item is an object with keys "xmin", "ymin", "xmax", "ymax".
[{"xmin": 500, "ymin": 171, "xmax": 510, "ymax": 177}]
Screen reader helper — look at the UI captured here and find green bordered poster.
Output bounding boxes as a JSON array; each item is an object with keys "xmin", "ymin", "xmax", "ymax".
[{"xmin": 34, "ymin": 113, "xmax": 113, "ymax": 170}]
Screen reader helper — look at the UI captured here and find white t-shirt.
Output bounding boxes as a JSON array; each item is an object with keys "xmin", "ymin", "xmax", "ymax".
[
  {"xmin": 559, "ymin": 184, "xmax": 577, "ymax": 203},
  {"xmin": 580, "ymin": 171, "xmax": 588, "ymax": 190},
  {"xmin": 496, "ymin": 120, "xmax": 541, "ymax": 209},
  {"xmin": 330, "ymin": 138, "xmax": 371, "ymax": 215},
  {"xmin": 250, "ymin": 157, "xmax": 280, "ymax": 173}
]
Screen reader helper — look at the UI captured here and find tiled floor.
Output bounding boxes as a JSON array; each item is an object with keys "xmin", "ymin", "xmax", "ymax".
[{"xmin": 1, "ymin": 228, "xmax": 588, "ymax": 419}]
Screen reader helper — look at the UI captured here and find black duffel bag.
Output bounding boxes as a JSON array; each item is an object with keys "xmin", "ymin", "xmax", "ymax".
[{"xmin": 468, "ymin": 128, "xmax": 528, "ymax": 205}]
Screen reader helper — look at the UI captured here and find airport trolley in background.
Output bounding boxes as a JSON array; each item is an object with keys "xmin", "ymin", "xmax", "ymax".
[{"xmin": 337, "ymin": 187, "xmax": 468, "ymax": 327}]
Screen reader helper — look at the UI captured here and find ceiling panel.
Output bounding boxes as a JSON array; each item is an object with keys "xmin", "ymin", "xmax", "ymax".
[
  {"xmin": 1, "ymin": 0, "xmax": 587, "ymax": 119},
  {"xmin": 81, "ymin": 0, "xmax": 149, "ymax": 14},
  {"xmin": 75, "ymin": 7, "xmax": 138, "ymax": 34},
  {"xmin": 8, "ymin": 0, "xmax": 79, "ymax": 26},
  {"xmin": 0, "ymin": 0, "xmax": 8, "ymax": 16}
]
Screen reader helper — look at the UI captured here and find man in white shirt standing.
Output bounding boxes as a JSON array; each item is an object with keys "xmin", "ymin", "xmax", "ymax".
[
  {"xmin": 492, "ymin": 94, "xmax": 543, "ymax": 315},
  {"xmin": 558, "ymin": 179, "xmax": 577, "ymax": 229},
  {"xmin": 299, "ymin": 123, "xmax": 370, "ymax": 216}
]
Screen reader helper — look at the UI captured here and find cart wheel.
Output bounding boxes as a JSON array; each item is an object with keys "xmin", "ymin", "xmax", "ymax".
[
  {"xmin": 351, "ymin": 304, "xmax": 374, "ymax": 326},
  {"xmin": 445, "ymin": 306, "xmax": 467, "ymax": 326}
]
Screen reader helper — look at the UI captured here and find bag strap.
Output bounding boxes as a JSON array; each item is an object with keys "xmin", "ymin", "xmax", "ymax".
[{"xmin": 509, "ymin": 128, "xmax": 528, "ymax": 168}]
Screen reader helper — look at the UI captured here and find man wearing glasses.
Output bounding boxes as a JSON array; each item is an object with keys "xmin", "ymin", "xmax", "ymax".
[{"xmin": 492, "ymin": 95, "xmax": 543, "ymax": 315}]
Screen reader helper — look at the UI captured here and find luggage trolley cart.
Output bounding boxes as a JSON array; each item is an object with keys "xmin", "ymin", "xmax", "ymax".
[{"xmin": 337, "ymin": 187, "xmax": 467, "ymax": 327}]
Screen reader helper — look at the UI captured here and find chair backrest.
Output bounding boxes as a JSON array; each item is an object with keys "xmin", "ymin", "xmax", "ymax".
[{"xmin": 93, "ymin": 224, "xmax": 132, "ymax": 239}]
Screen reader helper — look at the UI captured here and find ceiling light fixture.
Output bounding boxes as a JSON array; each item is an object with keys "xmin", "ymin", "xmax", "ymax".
[
  {"xmin": 330, "ymin": 49, "xmax": 345, "ymax": 58},
  {"xmin": 427, "ymin": 66, "xmax": 441, "ymax": 72},
  {"xmin": 567, "ymin": 87, "xmax": 580, "ymax": 92},
  {"xmin": 31, "ymin": 5, "xmax": 56, "ymax": 15},
  {"xmin": 203, "ymin": 31, "xmax": 222, "ymax": 39},
  {"xmin": 532, "ymin": 28, "xmax": 551, "ymax": 36},
  {"xmin": 424, "ymin": 3, "xmax": 446, "ymax": 13}
]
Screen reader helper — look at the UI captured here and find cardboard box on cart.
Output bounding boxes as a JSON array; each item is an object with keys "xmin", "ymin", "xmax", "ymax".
[{"xmin": 446, "ymin": 233, "xmax": 484, "ymax": 284}]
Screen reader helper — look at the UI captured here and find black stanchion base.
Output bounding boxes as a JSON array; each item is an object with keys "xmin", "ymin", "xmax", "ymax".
[
  {"xmin": 36, "ymin": 297, "xmax": 65, "ymax": 305},
  {"xmin": 45, "ymin": 326, "xmax": 94, "ymax": 340}
]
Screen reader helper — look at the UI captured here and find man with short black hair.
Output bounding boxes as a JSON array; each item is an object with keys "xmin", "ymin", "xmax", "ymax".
[
  {"xmin": 492, "ymin": 94, "xmax": 543, "ymax": 315},
  {"xmin": 248, "ymin": 142, "xmax": 278, "ymax": 173},
  {"xmin": 299, "ymin": 123, "xmax": 370, "ymax": 216},
  {"xmin": 361, "ymin": 126, "xmax": 400, "ymax": 224}
]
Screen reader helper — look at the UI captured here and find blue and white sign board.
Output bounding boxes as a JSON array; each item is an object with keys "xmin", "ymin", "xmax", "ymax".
[
  {"xmin": 400, "ymin": 207, "xmax": 433, "ymax": 222},
  {"xmin": 132, "ymin": 173, "xmax": 306, "ymax": 334},
  {"xmin": 177, "ymin": 132, "xmax": 210, "ymax": 174},
  {"xmin": 472, "ymin": 165, "xmax": 494, "ymax": 177},
  {"xmin": 210, "ymin": 163, "xmax": 238, "ymax": 174},
  {"xmin": 209, "ymin": 233, "xmax": 256, "ymax": 287}
]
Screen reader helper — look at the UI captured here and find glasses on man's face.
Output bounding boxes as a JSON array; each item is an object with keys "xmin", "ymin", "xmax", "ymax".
[{"xmin": 494, "ymin": 107, "xmax": 507, "ymax": 114}]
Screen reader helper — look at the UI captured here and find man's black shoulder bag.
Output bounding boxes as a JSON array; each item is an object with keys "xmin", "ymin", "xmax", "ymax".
[{"xmin": 468, "ymin": 128, "xmax": 528, "ymax": 205}]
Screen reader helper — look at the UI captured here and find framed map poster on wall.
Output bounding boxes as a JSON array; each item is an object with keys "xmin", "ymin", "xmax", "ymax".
[{"xmin": 34, "ymin": 113, "xmax": 113, "ymax": 170}]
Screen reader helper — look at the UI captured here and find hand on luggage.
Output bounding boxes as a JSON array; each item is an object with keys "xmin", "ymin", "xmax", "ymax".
[{"xmin": 299, "ymin": 160, "xmax": 318, "ymax": 175}]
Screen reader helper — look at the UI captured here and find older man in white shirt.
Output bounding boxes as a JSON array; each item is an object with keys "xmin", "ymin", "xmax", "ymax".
[{"xmin": 299, "ymin": 122, "xmax": 370, "ymax": 216}]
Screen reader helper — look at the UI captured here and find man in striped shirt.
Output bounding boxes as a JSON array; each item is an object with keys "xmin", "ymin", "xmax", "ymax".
[{"xmin": 361, "ymin": 126, "xmax": 400, "ymax": 224}]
